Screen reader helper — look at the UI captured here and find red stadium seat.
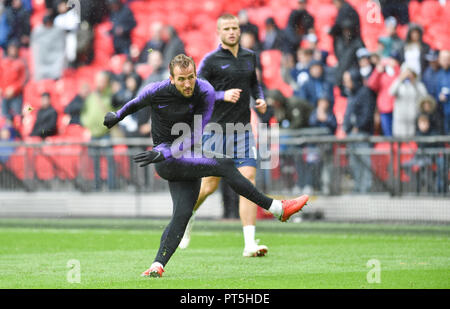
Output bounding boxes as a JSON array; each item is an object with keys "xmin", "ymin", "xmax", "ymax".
[
  {"xmin": 332, "ymin": 87, "xmax": 347, "ymax": 125},
  {"xmin": 23, "ymin": 82, "xmax": 40, "ymax": 111},
  {"xmin": 166, "ymin": 11, "xmax": 191, "ymax": 33},
  {"xmin": 128, "ymin": 0, "xmax": 153, "ymax": 16},
  {"xmin": 40, "ymin": 136, "xmax": 65, "ymax": 179},
  {"xmin": 136, "ymin": 64, "xmax": 153, "ymax": 79},
  {"xmin": 20, "ymin": 111, "xmax": 36, "ymax": 138},
  {"xmin": 417, "ymin": 0, "xmax": 442, "ymax": 25},
  {"xmin": 408, "ymin": 1, "xmax": 422, "ymax": 23},
  {"xmin": 222, "ymin": 0, "xmax": 248, "ymax": 15},
  {"xmin": 260, "ymin": 50, "xmax": 293, "ymax": 98},
  {"xmin": 357, "ymin": 1, "xmax": 385, "ymax": 52},
  {"xmin": 371, "ymin": 142, "xmax": 391, "ymax": 182},
  {"xmin": 333, "ymin": 87, "xmax": 348, "ymax": 139},
  {"xmin": 42, "ymin": 135, "xmax": 88, "ymax": 180},
  {"xmin": 396, "ymin": 24, "xmax": 409, "ymax": 40},
  {"xmin": 202, "ymin": 0, "xmax": 224, "ymax": 19},
  {"xmin": 267, "ymin": 0, "xmax": 297, "ymax": 10},
  {"xmin": 114, "ymin": 145, "xmax": 130, "ymax": 179},
  {"xmin": 346, "ymin": 0, "xmax": 366, "ymax": 8},
  {"xmin": 371, "ymin": 138, "xmax": 423, "ymax": 185},
  {"xmin": 373, "ymin": 141, "xmax": 418, "ymax": 183},
  {"xmin": 54, "ymin": 77, "xmax": 78, "ymax": 110},
  {"xmin": 131, "ymin": 16, "xmax": 152, "ymax": 50},
  {"xmin": 191, "ymin": 13, "xmax": 215, "ymax": 32},
  {"xmin": 61, "ymin": 125, "xmax": 93, "ymax": 182},
  {"xmin": 19, "ymin": 47, "xmax": 33, "ymax": 79},
  {"xmin": 32, "ymin": 0, "xmax": 46, "ymax": 12},
  {"xmin": 310, "ymin": 3, "xmax": 338, "ymax": 53},
  {"xmin": 183, "ymin": 31, "xmax": 216, "ymax": 64},
  {"xmin": 75, "ymin": 65, "xmax": 102, "ymax": 88},
  {"xmin": 7, "ymin": 146, "xmax": 33, "ymax": 180},
  {"xmin": 247, "ymin": 7, "xmax": 273, "ymax": 34},
  {"xmin": 30, "ymin": 10, "xmax": 46, "ymax": 29},
  {"xmin": 272, "ymin": 7, "xmax": 292, "ymax": 30},
  {"xmin": 63, "ymin": 124, "xmax": 91, "ymax": 141},
  {"xmin": 310, "ymin": 3, "xmax": 337, "ymax": 27},
  {"xmin": 22, "ymin": 136, "xmax": 55, "ymax": 181},
  {"xmin": 92, "ymin": 21, "xmax": 114, "ymax": 67}
]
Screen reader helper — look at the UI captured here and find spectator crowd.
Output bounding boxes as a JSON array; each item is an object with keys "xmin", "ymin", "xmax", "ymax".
[{"xmin": 0, "ymin": 0, "xmax": 449, "ymax": 193}]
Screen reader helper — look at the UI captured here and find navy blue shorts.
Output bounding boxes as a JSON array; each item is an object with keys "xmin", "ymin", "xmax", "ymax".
[{"xmin": 202, "ymin": 131, "xmax": 257, "ymax": 168}]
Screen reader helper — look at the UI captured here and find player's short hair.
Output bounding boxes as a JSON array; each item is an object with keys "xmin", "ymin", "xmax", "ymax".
[
  {"xmin": 169, "ymin": 54, "xmax": 196, "ymax": 77},
  {"xmin": 217, "ymin": 13, "xmax": 239, "ymax": 29}
]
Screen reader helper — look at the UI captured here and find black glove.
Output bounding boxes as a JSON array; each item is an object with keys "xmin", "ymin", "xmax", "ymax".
[
  {"xmin": 103, "ymin": 112, "xmax": 119, "ymax": 129},
  {"xmin": 133, "ymin": 150, "xmax": 165, "ymax": 167}
]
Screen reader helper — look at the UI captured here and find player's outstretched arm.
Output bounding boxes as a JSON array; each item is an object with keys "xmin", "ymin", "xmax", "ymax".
[{"xmin": 104, "ymin": 80, "xmax": 167, "ymax": 130}]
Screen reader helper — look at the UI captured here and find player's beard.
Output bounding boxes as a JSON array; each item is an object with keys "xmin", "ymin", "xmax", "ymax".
[
  {"xmin": 183, "ymin": 88, "xmax": 193, "ymax": 97},
  {"xmin": 222, "ymin": 36, "xmax": 240, "ymax": 48}
]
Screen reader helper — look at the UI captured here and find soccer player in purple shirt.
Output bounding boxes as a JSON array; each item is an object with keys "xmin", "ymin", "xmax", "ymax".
[
  {"xmin": 178, "ymin": 14, "xmax": 271, "ymax": 257},
  {"xmin": 103, "ymin": 54, "xmax": 309, "ymax": 277}
]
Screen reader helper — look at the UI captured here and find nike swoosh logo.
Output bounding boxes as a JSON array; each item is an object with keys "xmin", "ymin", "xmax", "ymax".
[
  {"xmin": 153, "ymin": 152, "xmax": 161, "ymax": 161},
  {"xmin": 158, "ymin": 104, "xmax": 169, "ymax": 108},
  {"xmin": 221, "ymin": 64, "xmax": 230, "ymax": 69}
]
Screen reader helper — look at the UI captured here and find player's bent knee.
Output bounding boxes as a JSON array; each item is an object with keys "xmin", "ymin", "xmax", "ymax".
[
  {"xmin": 203, "ymin": 183, "xmax": 219, "ymax": 196},
  {"xmin": 201, "ymin": 178, "xmax": 220, "ymax": 197},
  {"xmin": 238, "ymin": 166, "xmax": 256, "ymax": 183}
]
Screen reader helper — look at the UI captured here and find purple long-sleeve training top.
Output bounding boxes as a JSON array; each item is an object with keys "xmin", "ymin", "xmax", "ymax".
[{"xmin": 115, "ymin": 78, "xmax": 215, "ymax": 159}]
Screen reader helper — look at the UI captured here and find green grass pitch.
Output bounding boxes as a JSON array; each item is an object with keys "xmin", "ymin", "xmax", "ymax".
[{"xmin": 0, "ymin": 218, "xmax": 449, "ymax": 289}]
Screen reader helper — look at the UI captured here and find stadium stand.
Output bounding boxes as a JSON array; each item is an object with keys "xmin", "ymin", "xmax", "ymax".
[{"xmin": 0, "ymin": 0, "xmax": 449, "ymax": 195}]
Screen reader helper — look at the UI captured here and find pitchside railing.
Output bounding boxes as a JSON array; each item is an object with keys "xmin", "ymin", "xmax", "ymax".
[{"xmin": 0, "ymin": 131, "xmax": 449, "ymax": 197}]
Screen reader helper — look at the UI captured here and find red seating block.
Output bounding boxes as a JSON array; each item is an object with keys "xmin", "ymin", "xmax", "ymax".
[
  {"xmin": 166, "ymin": 11, "xmax": 191, "ymax": 33},
  {"xmin": 30, "ymin": 10, "xmax": 46, "ymax": 29},
  {"xmin": 75, "ymin": 65, "xmax": 102, "ymax": 88},
  {"xmin": 408, "ymin": 1, "xmax": 422, "ymax": 23},
  {"xmin": 114, "ymin": 145, "xmax": 130, "ymax": 179},
  {"xmin": 131, "ymin": 13, "xmax": 153, "ymax": 50},
  {"xmin": 92, "ymin": 21, "xmax": 114, "ymax": 67},
  {"xmin": 260, "ymin": 50, "xmax": 293, "ymax": 98},
  {"xmin": 202, "ymin": 0, "xmax": 224, "ymax": 19},
  {"xmin": 371, "ymin": 142, "xmax": 391, "ymax": 182},
  {"xmin": 32, "ymin": 0, "xmax": 46, "ymax": 12},
  {"xmin": 136, "ymin": 64, "xmax": 153, "ymax": 79},
  {"xmin": 43, "ymin": 134, "xmax": 88, "ymax": 180},
  {"xmin": 7, "ymin": 146, "xmax": 34, "ymax": 180},
  {"xmin": 418, "ymin": 0, "xmax": 443, "ymax": 25}
]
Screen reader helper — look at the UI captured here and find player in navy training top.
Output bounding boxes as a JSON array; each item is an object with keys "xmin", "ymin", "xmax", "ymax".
[
  {"xmin": 103, "ymin": 54, "xmax": 310, "ymax": 277},
  {"xmin": 178, "ymin": 14, "xmax": 270, "ymax": 258}
]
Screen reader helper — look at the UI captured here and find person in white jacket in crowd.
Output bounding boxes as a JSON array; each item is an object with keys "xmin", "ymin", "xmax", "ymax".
[{"xmin": 390, "ymin": 63, "xmax": 428, "ymax": 137}]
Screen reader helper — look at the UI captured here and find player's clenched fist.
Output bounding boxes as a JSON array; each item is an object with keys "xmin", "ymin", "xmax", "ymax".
[
  {"xmin": 133, "ymin": 150, "xmax": 165, "ymax": 167},
  {"xmin": 255, "ymin": 98, "xmax": 267, "ymax": 114},
  {"xmin": 224, "ymin": 88, "xmax": 242, "ymax": 103},
  {"xmin": 103, "ymin": 112, "xmax": 119, "ymax": 129}
]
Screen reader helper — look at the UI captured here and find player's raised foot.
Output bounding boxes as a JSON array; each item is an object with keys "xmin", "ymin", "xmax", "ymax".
[
  {"xmin": 280, "ymin": 195, "xmax": 309, "ymax": 222},
  {"xmin": 243, "ymin": 244, "xmax": 268, "ymax": 257},
  {"xmin": 141, "ymin": 265, "xmax": 164, "ymax": 278}
]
